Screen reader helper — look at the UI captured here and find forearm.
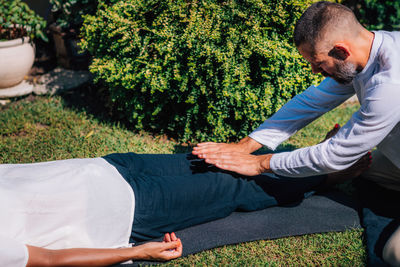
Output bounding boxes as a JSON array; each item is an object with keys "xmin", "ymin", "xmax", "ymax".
[
  {"xmin": 250, "ymin": 80, "xmax": 354, "ymax": 150},
  {"xmin": 27, "ymin": 245, "xmax": 145, "ymax": 267}
]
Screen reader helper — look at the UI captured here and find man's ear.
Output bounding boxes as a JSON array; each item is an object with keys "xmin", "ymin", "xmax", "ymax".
[{"xmin": 328, "ymin": 45, "xmax": 350, "ymax": 60}]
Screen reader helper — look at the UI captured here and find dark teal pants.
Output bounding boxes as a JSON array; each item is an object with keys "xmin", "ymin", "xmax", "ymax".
[{"xmin": 103, "ymin": 153, "xmax": 326, "ymax": 242}]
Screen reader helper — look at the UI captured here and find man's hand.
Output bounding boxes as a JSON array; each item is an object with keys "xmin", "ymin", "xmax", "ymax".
[
  {"xmin": 137, "ymin": 233, "xmax": 182, "ymax": 261},
  {"xmin": 192, "ymin": 136, "xmax": 262, "ymax": 156},
  {"xmin": 201, "ymin": 152, "xmax": 273, "ymax": 176}
]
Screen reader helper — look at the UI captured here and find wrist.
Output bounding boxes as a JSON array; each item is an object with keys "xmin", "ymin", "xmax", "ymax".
[
  {"xmin": 129, "ymin": 245, "xmax": 148, "ymax": 261},
  {"xmin": 238, "ymin": 137, "xmax": 262, "ymax": 153},
  {"xmin": 259, "ymin": 154, "xmax": 273, "ymax": 173}
]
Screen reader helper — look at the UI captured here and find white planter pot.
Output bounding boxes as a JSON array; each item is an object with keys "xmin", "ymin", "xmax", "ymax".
[{"xmin": 0, "ymin": 37, "xmax": 35, "ymax": 89}]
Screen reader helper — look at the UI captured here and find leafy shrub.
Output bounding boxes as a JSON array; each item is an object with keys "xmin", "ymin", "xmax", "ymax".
[
  {"xmin": 341, "ymin": 0, "xmax": 400, "ymax": 31},
  {"xmin": 0, "ymin": 0, "xmax": 47, "ymax": 41},
  {"xmin": 82, "ymin": 0, "xmax": 321, "ymax": 142}
]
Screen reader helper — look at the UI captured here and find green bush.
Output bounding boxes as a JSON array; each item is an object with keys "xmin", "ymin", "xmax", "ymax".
[
  {"xmin": 341, "ymin": 0, "xmax": 400, "ymax": 31},
  {"xmin": 81, "ymin": 0, "xmax": 321, "ymax": 142}
]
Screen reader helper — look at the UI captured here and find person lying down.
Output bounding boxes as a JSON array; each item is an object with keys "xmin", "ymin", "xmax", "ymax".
[{"xmin": 0, "ymin": 142, "xmax": 370, "ymax": 266}]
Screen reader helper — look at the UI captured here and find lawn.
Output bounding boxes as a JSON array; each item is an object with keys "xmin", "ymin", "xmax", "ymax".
[{"xmin": 0, "ymin": 93, "xmax": 365, "ymax": 266}]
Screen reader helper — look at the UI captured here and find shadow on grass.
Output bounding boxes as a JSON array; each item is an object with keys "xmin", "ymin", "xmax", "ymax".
[
  {"xmin": 59, "ymin": 84, "xmax": 190, "ymax": 143},
  {"xmin": 59, "ymin": 83, "xmax": 119, "ymax": 127},
  {"xmin": 60, "ymin": 84, "xmax": 299, "ymax": 155}
]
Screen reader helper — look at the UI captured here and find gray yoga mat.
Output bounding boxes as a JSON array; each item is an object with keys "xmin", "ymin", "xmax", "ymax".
[{"xmin": 117, "ymin": 189, "xmax": 361, "ymax": 266}]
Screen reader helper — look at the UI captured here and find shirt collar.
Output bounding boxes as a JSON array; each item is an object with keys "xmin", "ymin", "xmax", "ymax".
[{"xmin": 358, "ymin": 31, "xmax": 383, "ymax": 77}]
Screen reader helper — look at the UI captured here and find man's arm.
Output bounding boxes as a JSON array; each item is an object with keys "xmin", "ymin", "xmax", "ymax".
[
  {"xmin": 192, "ymin": 78, "xmax": 354, "ymax": 176},
  {"xmin": 200, "ymin": 125, "xmax": 342, "ymax": 175},
  {"xmin": 27, "ymin": 233, "xmax": 182, "ymax": 267},
  {"xmin": 248, "ymin": 78, "xmax": 354, "ymax": 150},
  {"xmin": 193, "ymin": 78, "xmax": 354, "ymax": 156},
  {"xmin": 211, "ymin": 83, "xmax": 400, "ymax": 177}
]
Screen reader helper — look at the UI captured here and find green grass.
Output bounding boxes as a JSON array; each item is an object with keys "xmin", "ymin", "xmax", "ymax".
[
  {"xmin": 0, "ymin": 95, "xmax": 364, "ymax": 266},
  {"xmin": 168, "ymin": 230, "xmax": 365, "ymax": 266}
]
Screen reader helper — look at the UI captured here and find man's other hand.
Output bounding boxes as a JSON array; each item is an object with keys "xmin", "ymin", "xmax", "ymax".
[
  {"xmin": 201, "ymin": 152, "xmax": 272, "ymax": 176},
  {"xmin": 192, "ymin": 137, "xmax": 262, "ymax": 157}
]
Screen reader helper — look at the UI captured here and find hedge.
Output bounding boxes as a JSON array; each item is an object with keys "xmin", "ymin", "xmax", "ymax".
[{"xmin": 81, "ymin": 0, "xmax": 321, "ymax": 142}]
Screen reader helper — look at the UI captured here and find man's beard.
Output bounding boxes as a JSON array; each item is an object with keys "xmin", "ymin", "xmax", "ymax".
[{"xmin": 322, "ymin": 60, "xmax": 358, "ymax": 84}]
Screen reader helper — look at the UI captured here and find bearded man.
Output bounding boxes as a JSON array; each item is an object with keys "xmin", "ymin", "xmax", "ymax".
[{"xmin": 193, "ymin": 2, "xmax": 400, "ymax": 266}]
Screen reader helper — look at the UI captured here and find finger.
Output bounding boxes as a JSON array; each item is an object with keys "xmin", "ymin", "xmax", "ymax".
[
  {"xmin": 205, "ymin": 157, "xmax": 243, "ymax": 168},
  {"xmin": 164, "ymin": 233, "xmax": 171, "ymax": 242},
  {"xmin": 195, "ymin": 142, "xmax": 218, "ymax": 147},
  {"xmin": 202, "ymin": 152, "xmax": 234, "ymax": 160},
  {"xmin": 163, "ymin": 240, "xmax": 181, "ymax": 250},
  {"xmin": 192, "ymin": 148, "xmax": 214, "ymax": 156},
  {"xmin": 192, "ymin": 146, "xmax": 222, "ymax": 155},
  {"xmin": 193, "ymin": 143, "xmax": 220, "ymax": 152},
  {"xmin": 193, "ymin": 145, "xmax": 214, "ymax": 150},
  {"xmin": 205, "ymin": 158, "xmax": 239, "ymax": 167},
  {"xmin": 204, "ymin": 153, "xmax": 242, "ymax": 165},
  {"xmin": 163, "ymin": 242, "xmax": 183, "ymax": 260},
  {"xmin": 171, "ymin": 232, "xmax": 177, "ymax": 241},
  {"xmin": 159, "ymin": 240, "xmax": 183, "ymax": 260},
  {"xmin": 176, "ymin": 238, "xmax": 183, "ymax": 254}
]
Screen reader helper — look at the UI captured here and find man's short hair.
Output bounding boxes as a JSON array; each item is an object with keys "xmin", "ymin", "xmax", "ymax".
[{"xmin": 293, "ymin": 1, "xmax": 360, "ymax": 51}]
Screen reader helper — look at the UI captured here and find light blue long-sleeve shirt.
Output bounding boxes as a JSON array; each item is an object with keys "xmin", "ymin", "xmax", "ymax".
[{"xmin": 249, "ymin": 31, "xmax": 400, "ymax": 177}]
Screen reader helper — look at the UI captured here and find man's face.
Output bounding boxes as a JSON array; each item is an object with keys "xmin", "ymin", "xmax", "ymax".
[{"xmin": 298, "ymin": 44, "xmax": 358, "ymax": 84}]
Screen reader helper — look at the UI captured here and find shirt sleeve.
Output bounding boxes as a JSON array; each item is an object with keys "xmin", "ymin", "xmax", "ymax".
[
  {"xmin": 270, "ymin": 83, "xmax": 400, "ymax": 177},
  {"xmin": 0, "ymin": 236, "xmax": 29, "ymax": 267},
  {"xmin": 249, "ymin": 78, "xmax": 354, "ymax": 150}
]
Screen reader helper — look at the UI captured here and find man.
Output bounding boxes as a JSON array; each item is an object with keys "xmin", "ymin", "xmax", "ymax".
[{"xmin": 193, "ymin": 1, "xmax": 400, "ymax": 265}]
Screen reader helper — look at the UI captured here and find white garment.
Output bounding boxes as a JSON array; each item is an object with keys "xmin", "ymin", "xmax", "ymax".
[
  {"xmin": 0, "ymin": 158, "xmax": 135, "ymax": 266},
  {"xmin": 249, "ymin": 31, "xmax": 400, "ymax": 177}
]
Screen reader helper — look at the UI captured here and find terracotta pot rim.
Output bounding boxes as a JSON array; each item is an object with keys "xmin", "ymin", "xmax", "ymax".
[{"xmin": 0, "ymin": 37, "xmax": 31, "ymax": 49}]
